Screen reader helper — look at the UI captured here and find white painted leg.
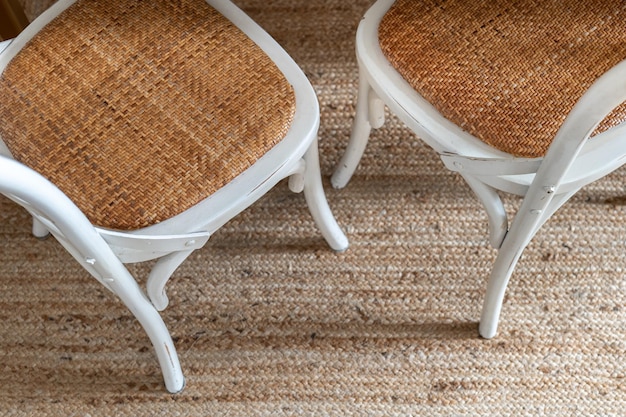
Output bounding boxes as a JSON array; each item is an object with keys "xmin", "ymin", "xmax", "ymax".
[
  {"xmin": 0, "ymin": 158, "xmax": 185, "ymax": 392},
  {"xmin": 147, "ymin": 250, "xmax": 194, "ymax": 311},
  {"xmin": 478, "ymin": 233, "xmax": 531, "ymax": 339},
  {"xmin": 287, "ymin": 159, "xmax": 306, "ymax": 193},
  {"xmin": 54, "ymin": 235, "xmax": 185, "ymax": 393},
  {"xmin": 304, "ymin": 139, "xmax": 349, "ymax": 252},
  {"xmin": 32, "ymin": 216, "xmax": 50, "ymax": 239},
  {"xmin": 103, "ymin": 263, "xmax": 185, "ymax": 393},
  {"xmin": 460, "ymin": 174, "xmax": 508, "ymax": 249},
  {"xmin": 478, "ymin": 191, "xmax": 577, "ymax": 339},
  {"xmin": 331, "ymin": 70, "xmax": 376, "ymax": 189}
]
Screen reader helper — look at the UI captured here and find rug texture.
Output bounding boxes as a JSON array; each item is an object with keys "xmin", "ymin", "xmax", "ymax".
[{"xmin": 2, "ymin": 0, "xmax": 626, "ymax": 415}]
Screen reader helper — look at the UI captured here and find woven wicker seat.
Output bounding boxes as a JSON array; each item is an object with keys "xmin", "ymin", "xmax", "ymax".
[
  {"xmin": 1, "ymin": 0, "xmax": 295, "ymax": 230},
  {"xmin": 0, "ymin": 0, "xmax": 347, "ymax": 393},
  {"xmin": 332, "ymin": 0, "xmax": 626, "ymax": 338},
  {"xmin": 378, "ymin": 0, "xmax": 626, "ymax": 158}
]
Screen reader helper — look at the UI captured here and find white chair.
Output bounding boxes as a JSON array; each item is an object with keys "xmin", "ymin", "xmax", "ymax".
[
  {"xmin": 332, "ymin": 0, "xmax": 626, "ymax": 339},
  {"xmin": 0, "ymin": 0, "xmax": 348, "ymax": 393}
]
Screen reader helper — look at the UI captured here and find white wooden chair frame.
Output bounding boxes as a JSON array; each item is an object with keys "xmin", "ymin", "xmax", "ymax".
[
  {"xmin": 332, "ymin": 0, "xmax": 626, "ymax": 339},
  {"xmin": 0, "ymin": 0, "xmax": 348, "ymax": 393}
]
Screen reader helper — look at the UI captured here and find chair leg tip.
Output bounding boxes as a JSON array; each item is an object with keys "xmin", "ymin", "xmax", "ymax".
[
  {"xmin": 330, "ymin": 236, "xmax": 349, "ymax": 253},
  {"xmin": 330, "ymin": 171, "xmax": 349, "ymax": 189},
  {"xmin": 165, "ymin": 377, "xmax": 186, "ymax": 394},
  {"xmin": 333, "ymin": 243, "xmax": 349, "ymax": 253},
  {"xmin": 478, "ymin": 322, "xmax": 498, "ymax": 339}
]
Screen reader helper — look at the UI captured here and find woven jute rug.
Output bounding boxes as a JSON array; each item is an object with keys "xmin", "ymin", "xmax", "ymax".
[{"xmin": 2, "ymin": 0, "xmax": 626, "ymax": 415}]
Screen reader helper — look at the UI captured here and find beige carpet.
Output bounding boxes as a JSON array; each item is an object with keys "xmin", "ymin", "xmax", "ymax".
[{"xmin": 2, "ymin": 0, "xmax": 626, "ymax": 415}]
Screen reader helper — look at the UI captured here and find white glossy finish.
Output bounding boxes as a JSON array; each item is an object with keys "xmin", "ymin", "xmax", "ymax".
[
  {"xmin": 0, "ymin": 0, "xmax": 347, "ymax": 393},
  {"xmin": 333, "ymin": 0, "xmax": 626, "ymax": 339}
]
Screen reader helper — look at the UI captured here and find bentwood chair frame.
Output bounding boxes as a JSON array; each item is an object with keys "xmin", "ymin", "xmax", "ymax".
[
  {"xmin": 332, "ymin": 0, "xmax": 626, "ymax": 339},
  {"xmin": 0, "ymin": 0, "xmax": 348, "ymax": 393}
]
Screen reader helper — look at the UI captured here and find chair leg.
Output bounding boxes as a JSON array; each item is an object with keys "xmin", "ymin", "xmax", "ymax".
[
  {"xmin": 478, "ymin": 190, "xmax": 576, "ymax": 339},
  {"xmin": 478, "ymin": 229, "xmax": 534, "ymax": 339},
  {"xmin": 331, "ymin": 70, "xmax": 375, "ymax": 189},
  {"xmin": 53, "ymin": 235, "xmax": 186, "ymax": 393},
  {"xmin": 32, "ymin": 216, "xmax": 50, "ymax": 239},
  {"xmin": 147, "ymin": 249, "xmax": 195, "ymax": 311},
  {"xmin": 303, "ymin": 139, "xmax": 349, "ymax": 252},
  {"xmin": 112, "ymin": 275, "xmax": 185, "ymax": 393},
  {"xmin": 459, "ymin": 174, "xmax": 509, "ymax": 249}
]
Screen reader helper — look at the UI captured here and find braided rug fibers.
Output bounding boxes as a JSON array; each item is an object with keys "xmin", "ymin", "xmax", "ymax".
[{"xmin": 2, "ymin": 0, "xmax": 626, "ymax": 415}]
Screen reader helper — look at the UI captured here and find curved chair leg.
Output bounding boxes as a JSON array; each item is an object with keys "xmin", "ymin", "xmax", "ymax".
[
  {"xmin": 53, "ymin": 235, "xmax": 185, "ymax": 393},
  {"xmin": 1, "ymin": 158, "xmax": 184, "ymax": 392},
  {"xmin": 460, "ymin": 173, "xmax": 508, "ymax": 249},
  {"xmin": 478, "ymin": 227, "xmax": 535, "ymax": 339},
  {"xmin": 479, "ymin": 190, "xmax": 577, "ymax": 339},
  {"xmin": 147, "ymin": 249, "xmax": 194, "ymax": 311},
  {"xmin": 303, "ymin": 139, "xmax": 349, "ymax": 252},
  {"xmin": 331, "ymin": 70, "xmax": 376, "ymax": 189},
  {"xmin": 109, "ymin": 269, "xmax": 185, "ymax": 393}
]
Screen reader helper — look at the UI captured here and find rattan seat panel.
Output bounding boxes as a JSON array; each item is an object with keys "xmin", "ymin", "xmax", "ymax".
[
  {"xmin": 0, "ymin": 0, "xmax": 295, "ymax": 230},
  {"xmin": 379, "ymin": 0, "xmax": 626, "ymax": 158}
]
